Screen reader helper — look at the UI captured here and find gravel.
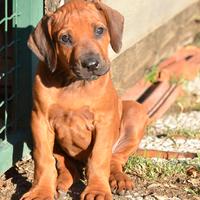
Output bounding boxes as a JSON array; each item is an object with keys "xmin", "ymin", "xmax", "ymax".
[
  {"xmin": 149, "ymin": 111, "xmax": 200, "ymax": 133},
  {"xmin": 139, "ymin": 135, "xmax": 200, "ymax": 153},
  {"xmin": 139, "ymin": 75, "xmax": 200, "ymax": 154},
  {"xmin": 183, "ymin": 75, "xmax": 200, "ymax": 96}
]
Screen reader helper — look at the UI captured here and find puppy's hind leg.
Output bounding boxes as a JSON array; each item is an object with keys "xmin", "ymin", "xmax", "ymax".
[{"xmin": 110, "ymin": 101, "xmax": 148, "ymax": 195}]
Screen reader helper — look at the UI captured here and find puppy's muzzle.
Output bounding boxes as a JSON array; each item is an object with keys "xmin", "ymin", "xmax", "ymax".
[{"xmin": 73, "ymin": 54, "xmax": 110, "ymax": 81}]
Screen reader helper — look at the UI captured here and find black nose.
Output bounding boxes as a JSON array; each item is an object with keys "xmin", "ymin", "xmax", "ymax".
[{"xmin": 81, "ymin": 57, "xmax": 100, "ymax": 71}]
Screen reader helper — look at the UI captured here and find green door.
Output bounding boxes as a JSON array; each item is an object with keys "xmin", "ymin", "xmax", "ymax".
[{"xmin": 0, "ymin": 0, "xmax": 43, "ymax": 175}]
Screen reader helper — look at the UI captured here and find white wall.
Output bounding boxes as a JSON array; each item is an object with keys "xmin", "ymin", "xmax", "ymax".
[{"xmin": 104, "ymin": 0, "xmax": 198, "ymax": 59}]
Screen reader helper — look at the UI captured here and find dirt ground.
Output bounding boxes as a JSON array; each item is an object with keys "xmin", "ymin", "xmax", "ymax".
[{"xmin": 0, "ymin": 157, "xmax": 200, "ymax": 200}]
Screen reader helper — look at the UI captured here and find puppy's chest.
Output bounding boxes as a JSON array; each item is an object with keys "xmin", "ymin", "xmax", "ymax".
[{"xmin": 50, "ymin": 105, "xmax": 95, "ymax": 158}]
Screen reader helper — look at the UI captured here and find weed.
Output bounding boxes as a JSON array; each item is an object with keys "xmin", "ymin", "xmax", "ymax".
[
  {"xmin": 173, "ymin": 129, "xmax": 200, "ymax": 138},
  {"xmin": 185, "ymin": 187, "xmax": 200, "ymax": 195},
  {"xmin": 169, "ymin": 75, "xmax": 186, "ymax": 86},
  {"xmin": 124, "ymin": 156, "xmax": 195, "ymax": 180},
  {"xmin": 193, "ymin": 32, "xmax": 200, "ymax": 48},
  {"xmin": 145, "ymin": 64, "xmax": 159, "ymax": 83}
]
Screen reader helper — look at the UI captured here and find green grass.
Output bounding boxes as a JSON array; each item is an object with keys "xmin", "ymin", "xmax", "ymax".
[
  {"xmin": 173, "ymin": 91, "xmax": 200, "ymax": 111},
  {"xmin": 193, "ymin": 32, "xmax": 200, "ymax": 48},
  {"xmin": 167, "ymin": 128, "xmax": 200, "ymax": 139},
  {"xmin": 125, "ymin": 156, "xmax": 200, "ymax": 180},
  {"xmin": 146, "ymin": 124, "xmax": 200, "ymax": 139},
  {"xmin": 145, "ymin": 64, "xmax": 159, "ymax": 83},
  {"xmin": 184, "ymin": 187, "xmax": 200, "ymax": 195},
  {"xmin": 169, "ymin": 75, "xmax": 186, "ymax": 86}
]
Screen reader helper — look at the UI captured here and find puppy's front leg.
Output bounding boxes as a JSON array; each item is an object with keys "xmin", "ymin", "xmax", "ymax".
[
  {"xmin": 20, "ymin": 111, "xmax": 57, "ymax": 200},
  {"xmin": 81, "ymin": 118, "xmax": 116, "ymax": 200}
]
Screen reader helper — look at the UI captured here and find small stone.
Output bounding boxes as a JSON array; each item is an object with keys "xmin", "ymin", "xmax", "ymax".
[
  {"xmin": 133, "ymin": 192, "xmax": 140, "ymax": 197},
  {"xmin": 144, "ymin": 196, "xmax": 156, "ymax": 200},
  {"xmin": 147, "ymin": 183, "xmax": 162, "ymax": 189},
  {"xmin": 135, "ymin": 197, "xmax": 144, "ymax": 200}
]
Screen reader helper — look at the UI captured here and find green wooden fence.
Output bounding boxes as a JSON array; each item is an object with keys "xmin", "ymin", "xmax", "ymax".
[{"xmin": 0, "ymin": 0, "xmax": 43, "ymax": 175}]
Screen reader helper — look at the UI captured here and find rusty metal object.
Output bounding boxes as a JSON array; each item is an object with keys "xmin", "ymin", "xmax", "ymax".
[
  {"xmin": 123, "ymin": 46, "xmax": 200, "ymax": 159},
  {"xmin": 123, "ymin": 46, "xmax": 200, "ymax": 121},
  {"xmin": 135, "ymin": 149, "xmax": 197, "ymax": 159}
]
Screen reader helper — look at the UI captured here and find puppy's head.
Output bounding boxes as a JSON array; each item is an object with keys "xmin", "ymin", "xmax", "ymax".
[{"xmin": 28, "ymin": 0, "xmax": 124, "ymax": 81}]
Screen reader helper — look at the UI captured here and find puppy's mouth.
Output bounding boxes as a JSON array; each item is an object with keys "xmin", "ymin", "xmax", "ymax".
[{"xmin": 72, "ymin": 65, "xmax": 110, "ymax": 81}]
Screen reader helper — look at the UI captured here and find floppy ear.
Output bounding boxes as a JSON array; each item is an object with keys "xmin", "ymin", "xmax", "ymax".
[
  {"xmin": 95, "ymin": 2, "xmax": 124, "ymax": 53},
  {"xmin": 27, "ymin": 15, "xmax": 57, "ymax": 72}
]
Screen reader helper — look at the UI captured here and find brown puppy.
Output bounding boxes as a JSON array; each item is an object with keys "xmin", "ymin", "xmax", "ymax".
[{"xmin": 21, "ymin": 0, "xmax": 148, "ymax": 199}]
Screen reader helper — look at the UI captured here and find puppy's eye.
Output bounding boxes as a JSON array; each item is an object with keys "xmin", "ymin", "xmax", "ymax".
[
  {"xmin": 60, "ymin": 34, "xmax": 73, "ymax": 46},
  {"xmin": 95, "ymin": 27, "xmax": 105, "ymax": 37}
]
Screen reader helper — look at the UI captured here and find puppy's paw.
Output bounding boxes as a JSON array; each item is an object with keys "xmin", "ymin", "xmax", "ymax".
[
  {"xmin": 80, "ymin": 186, "xmax": 112, "ymax": 200},
  {"xmin": 109, "ymin": 172, "xmax": 134, "ymax": 195},
  {"xmin": 20, "ymin": 187, "xmax": 55, "ymax": 200}
]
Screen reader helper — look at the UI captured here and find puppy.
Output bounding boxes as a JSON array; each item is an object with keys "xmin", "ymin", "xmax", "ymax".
[{"xmin": 21, "ymin": 0, "xmax": 148, "ymax": 199}]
